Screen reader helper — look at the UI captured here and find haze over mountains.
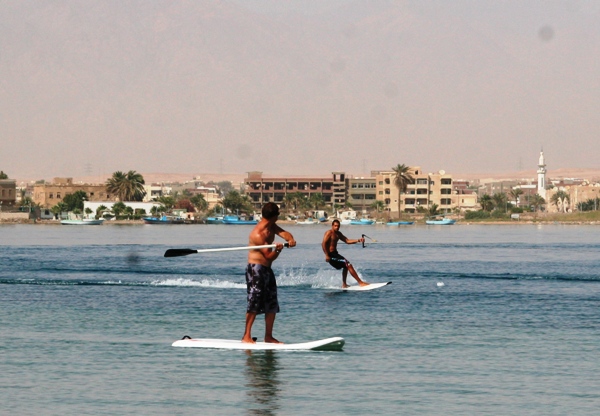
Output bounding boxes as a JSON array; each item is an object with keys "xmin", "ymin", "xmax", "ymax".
[{"xmin": 2, "ymin": 1, "xmax": 599, "ymax": 179}]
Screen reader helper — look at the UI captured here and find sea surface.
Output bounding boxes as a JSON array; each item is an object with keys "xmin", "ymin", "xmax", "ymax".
[{"xmin": 1, "ymin": 223, "xmax": 599, "ymax": 415}]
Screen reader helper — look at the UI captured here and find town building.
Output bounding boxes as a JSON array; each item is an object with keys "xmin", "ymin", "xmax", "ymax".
[
  {"xmin": 0, "ymin": 179, "xmax": 17, "ymax": 209},
  {"xmin": 32, "ymin": 177, "xmax": 116, "ymax": 208},
  {"xmin": 346, "ymin": 176, "xmax": 377, "ymax": 213},
  {"xmin": 244, "ymin": 171, "xmax": 346, "ymax": 210},
  {"xmin": 373, "ymin": 168, "xmax": 478, "ymax": 215}
]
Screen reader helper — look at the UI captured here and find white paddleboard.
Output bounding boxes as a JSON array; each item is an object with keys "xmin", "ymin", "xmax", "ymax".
[
  {"xmin": 172, "ymin": 336, "xmax": 345, "ymax": 351},
  {"xmin": 342, "ymin": 282, "xmax": 392, "ymax": 291}
]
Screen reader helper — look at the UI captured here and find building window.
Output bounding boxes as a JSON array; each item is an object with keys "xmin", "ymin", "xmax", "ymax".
[
  {"xmin": 49, "ymin": 193, "xmax": 54, "ymax": 199},
  {"xmin": 57, "ymin": 193, "xmax": 61, "ymax": 199}
]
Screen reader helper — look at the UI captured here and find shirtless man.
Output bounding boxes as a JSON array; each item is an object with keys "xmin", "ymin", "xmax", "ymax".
[
  {"xmin": 242, "ymin": 202, "xmax": 296, "ymax": 344},
  {"xmin": 322, "ymin": 219, "xmax": 369, "ymax": 288}
]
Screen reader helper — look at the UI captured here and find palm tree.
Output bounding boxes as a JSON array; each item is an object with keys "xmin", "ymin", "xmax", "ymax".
[
  {"xmin": 190, "ymin": 194, "xmax": 208, "ymax": 212},
  {"xmin": 510, "ymin": 188, "xmax": 523, "ymax": 207},
  {"xmin": 51, "ymin": 202, "xmax": 68, "ymax": 219},
  {"xmin": 370, "ymin": 200, "xmax": 385, "ymax": 213},
  {"xmin": 308, "ymin": 193, "xmax": 325, "ymax": 210},
  {"xmin": 156, "ymin": 196, "xmax": 175, "ymax": 211},
  {"xmin": 479, "ymin": 193, "xmax": 493, "ymax": 212},
  {"xmin": 529, "ymin": 194, "xmax": 545, "ymax": 214},
  {"xmin": 105, "ymin": 170, "xmax": 146, "ymax": 201},
  {"xmin": 492, "ymin": 193, "xmax": 508, "ymax": 212},
  {"xmin": 96, "ymin": 205, "xmax": 108, "ymax": 218},
  {"xmin": 392, "ymin": 164, "xmax": 415, "ymax": 218},
  {"xmin": 427, "ymin": 203, "xmax": 441, "ymax": 217}
]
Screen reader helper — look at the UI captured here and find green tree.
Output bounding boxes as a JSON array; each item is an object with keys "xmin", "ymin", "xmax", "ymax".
[
  {"xmin": 529, "ymin": 194, "xmax": 545, "ymax": 213},
  {"xmin": 190, "ymin": 194, "xmax": 208, "ymax": 212},
  {"xmin": 51, "ymin": 202, "xmax": 68, "ymax": 219},
  {"xmin": 370, "ymin": 200, "xmax": 385, "ymax": 214},
  {"xmin": 62, "ymin": 190, "xmax": 88, "ymax": 212},
  {"xmin": 308, "ymin": 193, "xmax": 325, "ymax": 210},
  {"xmin": 112, "ymin": 201, "xmax": 127, "ymax": 217},
  {"xmin": 0, "ymin": 171, "xmax": 8, "ymax": 179},
  {"xmin": 492, "ymin": 192, "xmax": 508, "ymax": 212},
  {"xmin": 479, "ymin": 193, "xmax": 493, "ymax": 212},
  {"xmin": 96, "ymin": 205, "xmax": 108, "ymax": 218},
  {"xmin": 156, "ymin": 196, "xmax": 175, "ymax": 210},
  {"xmin": 392, "ymin": 164, "xmax": 415, "ymax": 218},
  {"xmin": 106, "ymin": 170, "xmax": 146, "ymax": 201},
  {"xmin": 284, "ymin": 192, "xmax": 309, "ymax": 213},
  {"xmin": 428, "ymin": 203, "xmax": 440, "ymax": 217},
  {"xmin": 221, "ymin": 190, "xmax": 254, "ymax": 214}
]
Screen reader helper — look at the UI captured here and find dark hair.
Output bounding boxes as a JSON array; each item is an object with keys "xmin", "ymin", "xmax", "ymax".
[
  {"xmin": 262, "ymin": 202, "xmax": 280, "ymax": 219},
  {"xmin": 332, "ymin": 219, "xmax": 340, "ymax": 226}
]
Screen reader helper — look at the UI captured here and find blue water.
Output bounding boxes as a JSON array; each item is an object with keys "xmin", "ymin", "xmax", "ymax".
[{"xmin": 1, "ymin": 223, "xmax": 600, "ymax": 415}]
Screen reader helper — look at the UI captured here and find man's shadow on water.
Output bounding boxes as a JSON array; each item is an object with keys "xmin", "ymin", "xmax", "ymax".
[{"xmin": 244, "ymin": 350, "xmax": 282, "ymax": 416}]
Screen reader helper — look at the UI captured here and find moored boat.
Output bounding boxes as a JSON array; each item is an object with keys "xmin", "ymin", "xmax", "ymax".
[
  {"xmin": 60, "ymin": 218, "xmax": 104, "ymax": 225},
  {"xmin": 349, "ymin": 218, "xmax": 375, "ymax": 225},
  {"xmin": 386, "ymin": 221, "xmax": 414, "ymax": 225},
  {"xmin": 222, "ymin": 215, "xmax": 258, "ymax": 225},
  {"xmin": 425, "ymin": 218, "xmax": 456, "ymax": 225},
  {"xmin": 143, "ymin": 215, "xmax": 185, "ymax": 224},
  {"xmin": 295, "ymin": 218, "xmax": 318, "ymax": 225}
]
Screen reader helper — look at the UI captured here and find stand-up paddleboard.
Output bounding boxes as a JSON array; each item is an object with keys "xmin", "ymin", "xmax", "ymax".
[
  {"xmin": 172, "ymin": 336, "xmax": 345, "ymax": 351},
  {"xmin": 342, "ymin": 282, "xmax": 392, "ymax": 291}
]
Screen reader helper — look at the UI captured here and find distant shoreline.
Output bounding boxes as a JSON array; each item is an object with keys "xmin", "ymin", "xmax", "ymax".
[{"xmin": 2, "ymin": 219, "xmax": 599, "ymax": 226}]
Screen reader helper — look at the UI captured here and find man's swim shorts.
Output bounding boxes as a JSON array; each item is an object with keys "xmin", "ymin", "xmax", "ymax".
[
  {"xmin": 327, "ymin": 251, "xmax": 349, "ymax": 270},
  {"xmin": 245, "ymin": 263, "xmax": 280, "ymax": 314}
]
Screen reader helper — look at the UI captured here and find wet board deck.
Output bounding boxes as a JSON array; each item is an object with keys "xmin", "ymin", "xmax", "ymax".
[
  {"xmin": 342, "ymin": 282, "xmax": 392, "ymax": 291},
  {"xmin": 172, "ymin": 336, "xmax": 345, "ymax": 351}
]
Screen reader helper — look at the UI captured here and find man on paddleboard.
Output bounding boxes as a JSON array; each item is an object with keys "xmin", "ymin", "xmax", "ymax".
[
  {"xmin": 322, "ymin": 219, "xmax": 369, "ymax": 288},
  {"xmin": 242, "ymin": 202, "xmax": 296, "ymax": 344}
]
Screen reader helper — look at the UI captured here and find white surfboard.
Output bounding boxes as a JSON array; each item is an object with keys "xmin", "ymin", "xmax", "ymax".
[
  {"xmin": 342, "ymin": 282, "xmax": 392, "ymax": 291},
  {"xmin": 172, "ymin": 336, "xmax": 345, "ymax": 351}
]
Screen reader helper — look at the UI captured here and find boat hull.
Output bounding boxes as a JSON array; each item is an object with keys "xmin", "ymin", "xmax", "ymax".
[{"xmin": 60, "ymin": 219, "xmax": 104, "ymax": 225}]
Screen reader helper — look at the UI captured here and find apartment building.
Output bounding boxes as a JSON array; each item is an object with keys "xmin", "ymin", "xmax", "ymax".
[
  {"xmin": 244, "ymin": 171, "xmax": 346, "ymax": 210},
  {"xmin": 346, "ymin": 176, "xmax": 377, "ymax": 213},
  {"xmin": 374, "ymin": 168, "xmax": 478, "ymax": 215}
]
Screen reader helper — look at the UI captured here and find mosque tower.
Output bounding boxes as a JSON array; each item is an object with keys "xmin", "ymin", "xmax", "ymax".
[{"xmin": 537, "ymin": 149, "xmax": 547, "ymax": 200}]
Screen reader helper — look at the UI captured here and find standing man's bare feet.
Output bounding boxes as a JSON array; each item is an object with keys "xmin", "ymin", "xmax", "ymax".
[
  {"xmin": 264, "ymin": 337, "xmax": 283, "ymax": 344},
  {"xmin": 342, "ymin": 283, "xmax": 350, "ymax": 288},
  {"xmin": 241, "ymin": 337, "xmax": 257, "ymax": 344},
  {"xmin": 359, "ymin": 281, "xmax": 370, "ymax": 287}
]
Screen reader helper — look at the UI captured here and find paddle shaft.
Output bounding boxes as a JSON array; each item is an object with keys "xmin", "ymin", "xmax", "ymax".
[{"xmin": 164, "ymin": 243, "xmax": 289, "ymax": 257}]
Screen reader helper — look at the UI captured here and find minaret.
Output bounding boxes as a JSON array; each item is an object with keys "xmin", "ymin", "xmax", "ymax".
[{"xmin": 537, "ymin": 149, "xmax": 547, "ymax": 200}]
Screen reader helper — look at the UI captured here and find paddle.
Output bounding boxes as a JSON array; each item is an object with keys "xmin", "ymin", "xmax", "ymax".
[{"xmin": 164, "ymin": 243, "xmax": 290, "ymax": 258}]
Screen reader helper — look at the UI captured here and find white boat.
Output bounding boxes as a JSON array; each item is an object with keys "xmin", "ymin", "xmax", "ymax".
[
  {"xmin": 61, "ymin": 219, "xmax": 104, "ymax": 225},
  {"xmin": 425, "ymin": 218, "xmax": 456, "ymax": 225},
  {"xmin": 295, "ymin": 218, "xmax": 318, "ymax": 225}
]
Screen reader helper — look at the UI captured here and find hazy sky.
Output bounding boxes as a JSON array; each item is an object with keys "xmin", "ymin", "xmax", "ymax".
[{"xmin": 1, "ymin": 0, "xmax": 599, "ymax": 179}]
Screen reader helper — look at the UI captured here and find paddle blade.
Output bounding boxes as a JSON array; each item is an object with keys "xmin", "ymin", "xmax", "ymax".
[{"xmin": 164, "ymin": 248, "xmax": 198, "ymax": 257}]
